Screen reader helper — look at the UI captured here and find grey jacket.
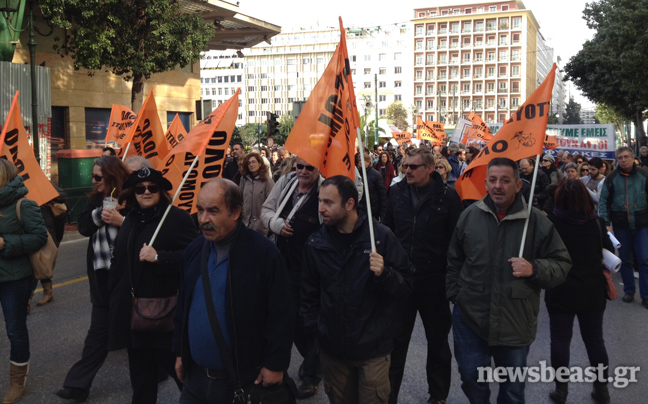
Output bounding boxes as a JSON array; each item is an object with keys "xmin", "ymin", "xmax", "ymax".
[
  {"xmin": 446, "ymin": 194, "xmax": 571, "ymax": 346},
  {"xmin": 240, "ymin": 174, "xmax": 274, "ymax": 236}
]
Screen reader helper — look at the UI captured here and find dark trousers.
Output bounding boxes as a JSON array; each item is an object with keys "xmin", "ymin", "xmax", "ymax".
[
  {"xmin": 180, "ymin": 362, "xmax": 235, "ymax": 404},
  {"xmin": 128, "ymin": 346, "xmax": 182, "ymax": 404},
  {"xmin": 63, "ymin": 304, "xmax": 109, "ymax": 392},
  {"xmin": 0, "ymin": 277, "xmax": 33, "ymax": 364},
  {"xmin": 292, "ymin": 287, "xmax": 321, "ymax": 384},
  {"xmin": 389, "ymin": 274, "xmax": 452, "ymax": 403},
  {"xmin": 548, "ymin": 309, "xmax": 609, "ymax": 379}
]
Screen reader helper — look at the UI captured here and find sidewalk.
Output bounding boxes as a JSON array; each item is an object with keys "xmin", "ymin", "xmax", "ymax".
[{"xmin": 62, "ymin": 224, "xmax": 87, "ymax": 243}]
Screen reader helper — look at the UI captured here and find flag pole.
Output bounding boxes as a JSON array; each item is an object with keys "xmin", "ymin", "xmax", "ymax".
[
  {"xmin": 357, "ymin": 128, "xmax": 376, "ymax": 253},
  {"xmin": 149, "ymin": 154, "xmax": 200, "ymax": 246},
  {"xmin": 121, "ymin": 142, "xmax": 132, "ymax": 162},
  {"xmin": 518, "ymin": 153, "xmax": 541, "ymax": 257}
]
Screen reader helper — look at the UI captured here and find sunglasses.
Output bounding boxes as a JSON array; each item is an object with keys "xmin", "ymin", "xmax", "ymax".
[
  {"xmin": 91, "ymin": 174, "xmax": 103, "ymax": 182},
  {"xmin": 296, "ymin": 163, "xmax": 315, "ymax": 172},
  {"xmin": 134, "ymin": 184, "xmax": 160, "ymax": 195},
  {"xmin": 435, "ymin": 166, "xmax": 445, "ymax": 170},
  {"xmin": 541, "ymin": 159, "xmax": 550, "ymax": 163},
  {"xmin": 403, "ymin": 164, "xmax": 425, "ymax": 170}
]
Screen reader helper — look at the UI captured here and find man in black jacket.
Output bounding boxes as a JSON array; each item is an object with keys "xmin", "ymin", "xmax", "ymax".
[
  {"xmin": 384, "ymin": 147, "xmax": 463, "ymax": 404},
  {"xmin": 356, "ymin": 151, "xmax": 387, "ymax": 221},
  {"xmin": 172, "ymin": 179, "xmax": 294, "ymax": 403},
  {"xmin": 302, "ymin": 176, "xmax": 412, "ymax": 404}
]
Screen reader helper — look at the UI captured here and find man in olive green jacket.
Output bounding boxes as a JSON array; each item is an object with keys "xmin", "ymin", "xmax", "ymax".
[{"xmin": 446, "ymin": 158, "xmax": 571, "ymax": 404}]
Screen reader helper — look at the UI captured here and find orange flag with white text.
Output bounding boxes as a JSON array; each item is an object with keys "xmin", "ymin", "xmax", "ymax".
[
  {"xmin": 157, "ymin": 89, "xmax": 239, "ymax": 215},
  {"xmin": 165, "ymin": 114, "xmax": 188, "ymax": 150},
  {"xmin": 463, "ymin": 112, "xmax": 493, "ymax": 147},
  {"xmin": 0, "ymin": 92, "xmax": 58, "ymax": 206},
  {"xmin": 105, "ymin": 104, "xmax": 136, "ymax": 147},
  {"xmin": 284, "ymin": 18, "xmax": 359, "ymax": 180},
  {"xmin": 417, "ymin": 117, "xmax": 445, "ymax": 146},
  {"xmin": 455, "ymin": 64, "xmax": 557, "ymax": 201},
  {"xmin": 118, "ymin": 89, "xmax": 169, "ymax": 168}
]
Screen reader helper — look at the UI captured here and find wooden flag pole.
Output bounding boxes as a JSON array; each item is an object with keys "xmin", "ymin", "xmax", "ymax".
[
  {"xmin": 518, "ymin": 153, "xmax": 541, "ymax": 257},
  {"xmin": 357, "ymin": 128, "xmax": 376, "ymax": 253},
  {"xmin": 121, "ymin": 142, "xmax": 132, "ymax": 162},
  {"xmin": 149, "ymin": 154, "xmax": 200, "ymax": 246}
]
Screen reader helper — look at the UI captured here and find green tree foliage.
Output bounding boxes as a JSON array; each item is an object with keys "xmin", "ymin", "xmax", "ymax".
[
  {"xmin": 276, "ymin": 113, "xmax": 294, "ymax": 145},
  {"xmin": 40, "ymin": 0, "xmax": 214, "ymax": 109},
  {"xmin": 564, "ymin": 0, "xmax": 648, "ymax": 146},
  {"xmin": 358, "ymin": 112, "xmax": 385, "ymax": 149},
  {"xmin": 239, "ymin": 123, "xmax": 262, "ymax": 148},
  {"xmin": 564, "ymin": 97, "xmax": 583, "ymax": 124},
  {"xmin": 384, "ymin": 102, "xmax": 409, "ymax": 131}
]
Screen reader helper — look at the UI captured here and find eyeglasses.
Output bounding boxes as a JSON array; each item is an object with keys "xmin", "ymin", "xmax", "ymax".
[
  {"xmin": 435, "ymin": 166, "xmax": 445, "ymax": 170},
  {"xmin": 403, "ymin": 164, "xmax": 425, "ymax": 170},
  {"xmin": 541, "ymin": 159, "xmax": 550, "ymax": 163},
  {"xmin": 296, "ymin": 163, "xmax": 315, "ymax": 172},
  {"xmin": 91, "ymin": 174, "xmax": 103, "ymax": 182},
  {"xmin": 134, "ymin": 184, "xmax": 160, "ymax": 195}
]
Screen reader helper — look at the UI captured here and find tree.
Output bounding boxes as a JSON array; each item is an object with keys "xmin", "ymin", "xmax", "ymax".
[
  {"xmin": 276, "ymin": 113, "xmax": 294, "ymax": 145},
  {"xmin": 564, "ymin": 97, "xmax": 583, "ymax": 124},
  {"xmin": 595, "ymin": 103, "xmax": 639, "ymax": 146},
  {"xmin": 239, "ymin": 123, "xmax": 263, "ymax": 148},
  {"xmin": 564, "ymin": 0, "xmax": 648, "ymax": 146},
  {"xmin": 358, "ymin": 112, "xmax": 385, "ymax": 149},
  {"xmin": 40, "ymin": 0, "xmax": 214, "ymax": 110},
  {"xmin": 384, "ymin": 102, "xmax": 409, "ymax": 131}
]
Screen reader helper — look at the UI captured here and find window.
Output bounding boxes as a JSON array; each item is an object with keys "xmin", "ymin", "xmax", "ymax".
[
  {"xmin": 512, "ymin": 17, "xmax": 521, "ymax": 29},
  {"xmin": 416, "ymin": 70, "xmax": 423, "ymax": 80},
  {"xmin": 474, "ymin": 67, "xmax": 483, "ymax": 77},
  {"xmin": 261, "ymin": 98, "xmax": 268, "ymax": 104},
  {"xmin": 248, "ymin": 98, "xmax": 255, "ymax": 104},
  {"xmin": 364, "ymin": 54, "xmax": 371, "ymax": 61},
  {"xmin": 248, "ymin": 111, "xmax": 256, "ymax": 117},
  {"xmin": 499, "ymin": 50, "xmax": 508, "ymax": 61},
  {"xmin": 475, "ymin": 52, "xmax": 483, "ymax": 62},
  {"xmin": 463, "ymin": 22, "xmax": 471, "ymax": 33},
  {"xmin": 394, "ymin": 81, "xmax": 402, "ymax": 87},
  {"xmin": 274, "ymin": 98, "xmax": 281, "ymax": 103},
  {"xmin": 274, "ymin": 85, "xmax": 281, "ymax": 91},
  {"xmin": 416, "ymin": 25, "xmax": 423, "ymax": 35},
  {"xmin": 303, "ymin": 58, "xmax": 311, "ymax": 64},
  {"xmin": 499, "ymin": 66, "xmax": 507, "ymax": 77},
  {"xmin": 394, "ymin": 66, "xmax": 402, "ymax": 74},
  {"xmin": 439, "ymin": 54, "xmax": 447, "ymax": 63},
  {"xmin": 237, "ymin": 75, "xmax": 242, "ymax": 82},
  {"xmin": 475, "ymin": 21, "xmax": 484, "ymax": 32},
  {"xmin": 364, "ymin": 82, "xmax": 371, "ymax": 89},
  {"xmin": 394, "ymin": 52, "xmax": 402, "ymax": 60},
  {"xmin": 224, "ymin": 76, "xmax": 229, "ymax": 83},
  {"xmin": 260, "ymin": 85, "xmax": 268, "ymax": 91},
  {"xmin": 487, "ymin": 52, "xmax": 495, "ymax": 61},
  {"xmin": 465, "ymin": 8, "xmax": 471, "ymax": 14},
  {"xmin": 500, "ymin": 35, "xmax": 508, "ymax": 45},
  {"xmin": 217, "ymin": 77, "xmax": 223, "ymax": 83},
  {"xmin": 224, "ymin": 88, "xmax": 229, "ymax": 95},
  {"xmin": 287, "ymin": 58, "xmax": 295, "ymax": 65},
  {"xmin": 499, "ymin": 98, "xmax": 507, "ymax": 108},
  {"xmin": 512, "ymin": 49, "xmax": 521, "ymax": 61},
  {"xmin": 379, "ymin": 68, "xmax": 386, "ymax": 75},
  {"xmin": 475, "ymin": 83, "xmax": 483, "ymax": 93},
  {"xmin": 395, "ymin": 95, "xmax": 402, "ymax": 101},
  {"xmin": 379, "ymin": 95, "xmax": 386, "ymax": 102},
  {"xmin": 416, "ymin": 86, "xmax": 422, "ymax": 95},
  {"xmin": 427, "ymin": 100, "xmax": 434, "ymax": 109},
  {"xmin": 512, "ymin": 65, "xmax": 521, "ymax": 76},
  {"xmin": 218, "ymin": 88, "xmax": 223, "ymax": 95},
  {"xmin": 511, "ymin": 97, "xmax": 520, "ymax": 107},
  {"xmin": 379, "ymin": 53, "xmax": 386, "ymax": 61},
  {"xmin": 501, "ymin": 5, "xmax": 509, "ymax": 11},
  {"xmin": 247, "ymin": 86, "xmax": 255, "ymax": 91},
  {"xmin": 352, "ymin": 55, "xmax": 357, "ymax": 62},
  {"xmin": 451, "ymin": 23, "xmax": 459, "ymax": 33},
  {"xmin": 487, "ymin": 82, "xmax": 495, "ymax": 93},
  {"xmin": 364, "ymin": 68, "xmax": 371, "ymax": 75},
  {"xmin": 489, "ymin": 6, "xmax": 496, "ymax": 12},
  {"xmin": 463, "ymin": 53, "xmax": 470, "ymax": 62},
  {"xmin": 487, "ymin": 67, "xmax": 495, "ymax": 77},
  {"xmin": 416, "ymin": 100, "xmax": 422, "ymax": 108},
  {"xmin": 416, "ymin": 55, "xmax": 423, "ymax": 65},
  {"xmin": 439, "ymin": 84, "xmax": 447, "ymax": 93},
  {"xmin": 416, "ymin": 41, "xmax": 423, "ymax": 50},
  {"xmin": 379, "ymin": 81, "xmax": 386, "ymax": 88},
  {"xmin": 317, "ymin": 57, "xmax": 324, "ymax": 64}
]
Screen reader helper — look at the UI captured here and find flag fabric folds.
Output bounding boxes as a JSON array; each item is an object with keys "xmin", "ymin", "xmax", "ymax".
[
  {"xmin": 392, "ymin": 131, "xmax": 412, "ymax": 145},
  {"xmin": 455, "ymin": 63, "xmax": 557, "ymax": 201},
  {"xmin": 544, "ymin": 134, "xmax": 558, "ymax": 150},
  {"xmin": 416, "ymin": 117, "xmax": 445, "ymax": 146},
  {"xmin": 157, "ymin": 89, "xmax": 239, "ymax": 215},
  {"xmin": 0, "ymin": 92, "xmax": 58, "ymax": 206},
  {"xmin": 463, "ymin": 112, "xmax": 493, "ymax": 147},
  {"xmin": 284, "ymin": 18, "xmax": 359, "ymax": 180},
  {"xmin": 105, "ymin": 104, "xmax": 136, "ymax": 147},
  {"xmin": 165, "ymin": 114, "xmax": 188, "ymax": 150}
]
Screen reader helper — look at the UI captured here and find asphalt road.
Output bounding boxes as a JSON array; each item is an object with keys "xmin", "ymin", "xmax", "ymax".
[{"xmin": 0, "ymin": 236, "xmax": 645, "ymax": 403}]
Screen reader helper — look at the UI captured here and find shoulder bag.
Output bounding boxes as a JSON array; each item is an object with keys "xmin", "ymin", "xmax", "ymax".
[
  {"xmin": 16, "ymin": 198, "xmax": 57, "ymax": 280},
  {"xmin": 199, "ymin": 240, "xmax": 296, "ymax": 404}
]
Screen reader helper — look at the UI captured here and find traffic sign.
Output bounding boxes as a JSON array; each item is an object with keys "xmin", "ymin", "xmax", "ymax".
[{"xmin": 267, "ymin": 137, "xmax": 275, "ymax": 147}]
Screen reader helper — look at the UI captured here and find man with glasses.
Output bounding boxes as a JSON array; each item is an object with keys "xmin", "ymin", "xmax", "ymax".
[
  {"xmin": 261, "ymin": 157, "xmax": 324, "ymax": 398},
  {"xmin": 599, "ymin": 147, "xmax": 648, "ymax": 308},
  {"xmin": 384, "ymin": 148, "xmax": 463, "ymax": 404}
]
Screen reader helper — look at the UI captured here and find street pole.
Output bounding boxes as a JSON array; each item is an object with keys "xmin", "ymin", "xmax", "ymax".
[{"xmin": 27, "ymin": 1, "xmax": 38, "ymax": 163}]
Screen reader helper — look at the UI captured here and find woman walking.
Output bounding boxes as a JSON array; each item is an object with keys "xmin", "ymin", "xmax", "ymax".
[
  {"xmin": 239, "ymin": 152, "xmax": 275, "ymax": 235},
  {"xmin": 0, "ymin": 159, "xmax": 48, "ymax": 403}
]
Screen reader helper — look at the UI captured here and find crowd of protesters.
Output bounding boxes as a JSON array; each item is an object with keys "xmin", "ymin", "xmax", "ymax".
[{"xmin": 5, "ymin": 138, "xmax": 644, "ymax": 404}]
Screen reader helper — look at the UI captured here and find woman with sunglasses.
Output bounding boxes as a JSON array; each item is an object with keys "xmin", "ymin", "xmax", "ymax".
[
  {"xmin": 540, "ymin": 154, "xmax": 564, "ymax": 185},
  {"xmin": 56, "ymin": 156, "xmax": 130, "ymax": 402},
  {"xmin": 108, "ymin": 168, "xmax": 197, "ymax": 404},
  {"xmin": 434, "ymin": 159, "xmax": 456, "ymax": 189},
  {"xmin": 239, "ymin": 152, "xmax": 275, "ymax": 236},
  {"xmin": 578, "ymin": 162, "xmax": 590, "ymax": 178}
]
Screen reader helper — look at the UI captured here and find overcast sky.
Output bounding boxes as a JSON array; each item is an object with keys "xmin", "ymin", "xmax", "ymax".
[{"xmin": 238, "ymin": 0, "xmax": 595, "ymax": 107}]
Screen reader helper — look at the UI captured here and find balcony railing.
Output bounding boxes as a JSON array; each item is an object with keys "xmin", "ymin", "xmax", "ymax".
[
  {"xmin": 498, "ymin": 88, "xmax": 508, "ymax": 93},
  {"xmin": 438, "ymin": 45, "xmax": 447, "ymax": 49}
]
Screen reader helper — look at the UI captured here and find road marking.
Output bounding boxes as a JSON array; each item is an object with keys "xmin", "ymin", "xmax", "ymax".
[{"xmin": 34, "ymin": 277, "xmax": 88, "ymax": 293}]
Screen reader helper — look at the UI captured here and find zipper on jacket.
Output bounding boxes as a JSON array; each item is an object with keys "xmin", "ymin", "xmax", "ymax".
[{"xmin": 226, "ymin": 259, "xmax": 242, "ymax": 384}]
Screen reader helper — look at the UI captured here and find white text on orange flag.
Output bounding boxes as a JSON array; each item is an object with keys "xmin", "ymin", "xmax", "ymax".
[
  {"xmin": 284, "ymin": 18, "xmax": 358, "ymax": 180},
  {"xmin": 455, "ymin": 63, "xmax": 557, "ymax": 201},
  {"xmin": 0, "ymin": 92, "xmax": 58, "ymax": 205},
  {"xmin": 105, "ymin": 104, "xmax": 136, "ymax": 146},
  {"xmin": 157, "ymin": 89, "xmax": 239, "ymax": 215}
]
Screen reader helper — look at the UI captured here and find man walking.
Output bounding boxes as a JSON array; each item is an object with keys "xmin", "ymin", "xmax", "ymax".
[
  {"xmin": 384, "ymin": 147, "xmax": 463, "ymax": 404},
  {"xmin": 599, "ymin": 147, "xmax": 648, "ymax": 307},
  {"xmin": 222, "ymin": 142, "xmax": 245, "ymax": 185},
  {"xmin": 447, "ymin": 157, "xmax": 571, "ymax": 404},
  {"xmin": 172, "ymin": 179, "xmax": 294, "ymax": 403},
  {"xmin": 301, "ymin": 176, "xmax": 412, "ymax": 404}
]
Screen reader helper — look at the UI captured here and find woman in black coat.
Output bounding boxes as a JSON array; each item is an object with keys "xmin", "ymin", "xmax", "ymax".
[
  {"xmin": 545, "ymin": 180, "xmax": 615, "ymax": 404},
  {"xmin": 108, "ymin": 168, "xmax": 198, "ymax": 404}
]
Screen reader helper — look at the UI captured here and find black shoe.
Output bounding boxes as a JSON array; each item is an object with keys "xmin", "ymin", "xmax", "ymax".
[
  {"xmin": 622, "ymin": 293, "xmax": 635, "ymax": 303},
  {"xmin": 54, "ymin": 387, "xmax": 89, "ymax": 402},
  {"xmin": 296, "ymin": 381, "xmax": 318, "ymax": 399},
  {"xmin": 642, "ymin": 299, "xmax": 648, "ymax": 309}
]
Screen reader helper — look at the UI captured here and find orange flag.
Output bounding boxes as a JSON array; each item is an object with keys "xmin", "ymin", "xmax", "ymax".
[
  {"xmin": 0, "ymin": 92, "xmax": 58, "ymax": 206},
  {"xmin": 284, "ymin": 18, "xmax": 359, "ymax": 180},
  {"xmin": 463, "ymin": 112, "xmax": 493, "ymax": 147},
  {"xmin": 165, "ymin": 114, "xmax": 188, "ymax": 150},
  {"xmin": 392, "ymin": 131, "xmax": 412, "ymax": 145},
  {"xmin": 105, "ymin": 104, "xmax": 136, "ymax": 147},
  {"xmin": 416, "ymin": 117, "xmax": 445, "ymax": 146},
  {"xmin": 544, "ymin": 134, "xmax": 558, "ymax": 150},
  {"xmin": 455, "ymin": 64, "xmax": 557, "ymax": 201},
  {"xmin": 157, "ymin": 89, "xmax": 239, "ymax": 215},
  {"xmin": 118, "ymin": 89, "xmax": 169, "ymax": 167}
]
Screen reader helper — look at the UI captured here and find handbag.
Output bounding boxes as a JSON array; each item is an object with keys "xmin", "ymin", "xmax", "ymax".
[
  {"xmin": 128, "ymin": 247, "xmax": 177, "ymax": 332},
  {"xmin": 16, "ymin": 198, "xmax": 58, "ymax": 280},
  {"xmin": 199, "ymin": 240, "xmax": 296, "ymax": 404},
  {"xmin": 595, "ymin": 220, "xmax": 617, "ymax": 300}
]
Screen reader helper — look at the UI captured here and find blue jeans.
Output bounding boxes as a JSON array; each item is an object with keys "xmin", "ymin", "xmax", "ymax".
[
  {"xmin": 0, "ymin": 277, "xmax": 33, "ymax": 364},
  {"xmin": 453, "ymin": 306, "xmax": 529, "ymax": 404},
  {"xmin": 180, "ymin": 362, "xmax": 235, "ymax": 404},
  {"xmin": 615, "ymin": 227, "xmax": 648, "ymax": 298}
]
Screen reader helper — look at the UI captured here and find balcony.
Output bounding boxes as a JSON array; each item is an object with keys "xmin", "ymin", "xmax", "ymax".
[
  {"xmin": 499, "ymin": 73, "xmax": 508, "ymax": 78},
  {"xmin": 473, "ymin": 74, "xmax": 483, "ymax": 79},
  {"xmin": 426, "ymin": 91, "xmax": 435, "ymax": 96},
  {"xmin": 499, "ymin": 41, "xmax": 508, "ymax": 46},
  {"xmin": 450, "ymin": 43, "xmax": 459, "ymax": 49},
  {"xmin": 462, "ymin": 28, "xmax": 472, "ymax": 33},
  {"xmin": 499, "ymin": 57, "xmax": 508, "ymax": 62},
  {"xmin": 486, "ymin": 25, "xmax": 496, "ymax": 32},
  {"xmin": 427, "ymin": 30, "xmax": 435, "ymax": 36},
  {"xmin": 461, "ymin": 90, "xmax": 471, "ymax": 95},
  {"xmin": 474, "ymin": 58, "xmax": 483, "ymax": 63},
  {"xmin": 450, "ymin": 29, "xmax": 460, "ymax": 34},
  {"xmin": 511, "ymin": 56, "xmax": 520, "ymax": 61},
  {"xmin": 474, "ymin": 27, "xmax": 484, "ymax": 32},
  {"xmin": 486, "ymin": 41, "xmax": 496, "ymax": 46},
  {"xmin": 499, "ymin": 24, "xmax": 509, "ymax": 30},
  {"xmin": 462, "ymin": 74, "xmax": 471, "ymax": 79},
  {"xmin": 498, "ymin": 88, "xmax": 508, "ymax": 93},
  {"xmin": 462, "ymin": 43, "xmax": 471, "ymax": 48},
  {"xmin": 438, "ymin": 75, "xmax": 448, "ymax": 80},
  {"xmin": 427, "ymin": 46, "xmax": 435, "ymax": 50},
  {"xmin": 439, "ymin": 29, "xmax": 448, "ymax": 34},
  {"xmin": 474, "ymin": 42, "xmax": 484, "ymax": 47},
  {"xmin": 511, "ymin": 88, "xmax": 520, "ymax": 93},
  {"xmin": 438, "ymin": 59, "xmax": 447, "ymax": 65},
  {"xmin": 427, "ymin": 61, "xmax": 435, "ymax": 66},
  {"xmin": 415, "ymin": 91, "xmax": 423, "ymax": 96},
  {"xmin": 438, "ymin": 45, "xmax": 447, "ymax": 50}
]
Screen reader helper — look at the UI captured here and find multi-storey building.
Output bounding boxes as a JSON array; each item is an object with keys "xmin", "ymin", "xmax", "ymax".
[
  {"xmin": 580, "ymin": 107, "xmax": 596, "ymax": 124},
  {"xmin": 537, "ymin": 35, "xmax": 566, "ymax": 123},
  {"xmin": 412, "ymin": 0, "xmax": 554, "ymax": 124},
  {"xmin": 203, "ymin": 24, "xmax": 414, "ymax": 127}
]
